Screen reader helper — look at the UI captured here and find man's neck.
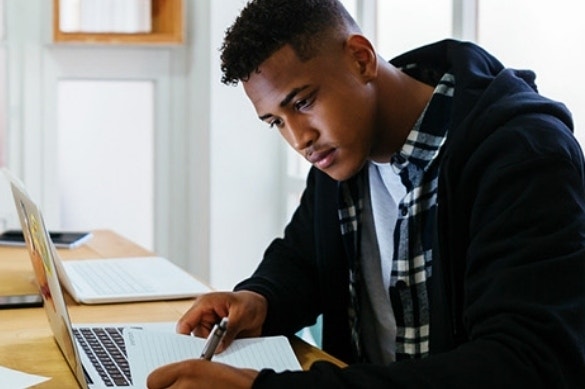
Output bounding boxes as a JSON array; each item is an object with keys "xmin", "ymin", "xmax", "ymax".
[{"xmin": 369, "ymin": 62, "xmax": 435, "ymax": 163}]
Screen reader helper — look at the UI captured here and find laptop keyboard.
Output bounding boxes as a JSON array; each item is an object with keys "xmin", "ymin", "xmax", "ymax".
[
  {"xmin": 73, "ymin": 327, "xmax": 132, "ymax": 387},
  {"xmin": 69, "ymin": 261, "xmax": 156, "ymax": 295}
]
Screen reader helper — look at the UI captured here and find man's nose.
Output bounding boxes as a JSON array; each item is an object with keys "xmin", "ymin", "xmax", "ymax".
[{"xmin": 286, "ymin": 118, "xmax": 315, "ymax": 151}]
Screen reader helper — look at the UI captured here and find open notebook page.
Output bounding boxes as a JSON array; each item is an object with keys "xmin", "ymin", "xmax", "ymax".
[{"xmin": 125, "ymin": 329, "xmax": 301, "ymax": 387}]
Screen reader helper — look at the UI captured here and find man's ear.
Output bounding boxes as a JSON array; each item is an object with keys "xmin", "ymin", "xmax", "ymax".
[{"xmin": 345, "ymin": 34, "xmax": 378, "ymax": 82}]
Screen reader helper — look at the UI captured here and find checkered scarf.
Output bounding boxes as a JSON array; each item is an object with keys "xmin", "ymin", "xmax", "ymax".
[{"xmin": 338, "ymin": 73, "xmax": 454, "ymax": 361}]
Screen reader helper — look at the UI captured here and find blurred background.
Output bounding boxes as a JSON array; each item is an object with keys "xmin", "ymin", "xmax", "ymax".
[{"xmin": 0, "ymin": 0, "xmax": 582, "ymax": 291}]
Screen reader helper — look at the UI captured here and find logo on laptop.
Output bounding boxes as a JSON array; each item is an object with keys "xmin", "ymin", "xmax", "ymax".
[{"xmin": 19, "ymin": 199, "xmax": 53, "ymax": 303}]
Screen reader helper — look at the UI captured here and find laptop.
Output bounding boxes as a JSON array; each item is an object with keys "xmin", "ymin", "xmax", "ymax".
[
  {"xmin": 5, "ymin": 169, "xmax": 178, "ymax": 388},
  {"xmin": 3, "ymin": 168, "xmax": 211, "ymax": 304}
]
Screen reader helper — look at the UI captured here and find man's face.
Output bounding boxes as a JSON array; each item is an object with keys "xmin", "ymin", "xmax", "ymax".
[{"xmin": 243, "ymin": 43, "xmax": 377, "ymax": 181}]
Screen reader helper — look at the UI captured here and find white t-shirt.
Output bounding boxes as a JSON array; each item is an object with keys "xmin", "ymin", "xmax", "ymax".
[{"xmin": 360, "ymin": 161, "xmax": 406, "ymax": 364}]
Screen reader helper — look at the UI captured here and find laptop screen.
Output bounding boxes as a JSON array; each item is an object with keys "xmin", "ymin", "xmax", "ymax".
[{"xmin": 5, "ymin": 170, "xmax": 89, "ymax": 389}]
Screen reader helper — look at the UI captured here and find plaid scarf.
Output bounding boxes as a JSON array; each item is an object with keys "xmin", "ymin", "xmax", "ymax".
[{"xmin": 339, "ymin": 72, "xmax": 454, "ymax": 361}]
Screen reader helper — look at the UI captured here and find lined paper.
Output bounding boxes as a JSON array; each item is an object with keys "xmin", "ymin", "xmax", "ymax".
[{"xmin": 126, "ymin": 329, "xmax": 301, "ymax": 387}]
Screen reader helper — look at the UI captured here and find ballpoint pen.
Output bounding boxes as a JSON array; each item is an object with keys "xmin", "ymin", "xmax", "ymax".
[{"xmin": 200, "ymin": 317, "xmax": 229, "ymax": 361}]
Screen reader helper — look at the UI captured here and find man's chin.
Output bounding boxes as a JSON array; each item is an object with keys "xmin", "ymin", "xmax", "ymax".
[{"xmin": 318, "ymin": 165, "xmax": 364, "ymax": 182}]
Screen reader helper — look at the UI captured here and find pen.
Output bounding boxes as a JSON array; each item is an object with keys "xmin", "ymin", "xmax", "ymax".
[{"xmin": 200, "ymin": 317, "xmax": 229, "ymax": 360}]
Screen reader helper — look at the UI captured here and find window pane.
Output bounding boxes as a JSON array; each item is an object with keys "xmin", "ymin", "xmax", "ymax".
[
  {"xmin": 478, "ymin": 0, "xmax": 585, "ymax": 146},
  {"xmin": 376, "ymin": 0, "xmax": 453, "ymax": 59}
]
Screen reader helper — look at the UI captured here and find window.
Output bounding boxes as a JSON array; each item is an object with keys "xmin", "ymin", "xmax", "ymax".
[
  {"xmin": 477, "ymin": 0, "xmax": 585, "ymax": 145},
  {"xmin": 376, "ymin": 0, "xmax": 453, "ymax": 59}
]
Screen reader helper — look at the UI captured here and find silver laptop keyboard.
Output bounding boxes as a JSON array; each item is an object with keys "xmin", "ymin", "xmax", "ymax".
[
  {"xmin": 69, "ymin": 261, "xmax": 156, "ymax": 295},
  {"xmin": 73, "ymin": 327, "xmax": 132, "ymax": 387}
]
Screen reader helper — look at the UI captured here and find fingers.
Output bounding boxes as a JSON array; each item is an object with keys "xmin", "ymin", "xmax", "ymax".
[
  {"xmin": 176, "ymin": 292, "xmax": 230, "ymax": 336},
  {"xmin": 146, "ymin": 361, "xmax": 182, "ymax": 389},
  {"xmin": 147, "ymin": 360, "xmax": 259, "ymax": 389},
  {"xmin": 176, "ymin": 309, "xmax": 218, "ymax": 337},
  {"xmin": 175, "ymin": 290, "xmax": 268, "ymax": 350}
]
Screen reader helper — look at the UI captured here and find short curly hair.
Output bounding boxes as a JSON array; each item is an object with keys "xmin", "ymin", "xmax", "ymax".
[{"xmin": 220, "ymin": 0, "xmax": 360, "ymax": 85}]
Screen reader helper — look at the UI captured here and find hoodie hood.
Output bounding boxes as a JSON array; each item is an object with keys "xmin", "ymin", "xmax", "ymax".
[{"xmin": 391, "ymin": 39, "xmax": 574, "ymax": 168}]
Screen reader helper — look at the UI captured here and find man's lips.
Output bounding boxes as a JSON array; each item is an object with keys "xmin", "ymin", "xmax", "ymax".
[{"xmin": 306, "ymin": 148, "xmax": 336, "ymax": 169}]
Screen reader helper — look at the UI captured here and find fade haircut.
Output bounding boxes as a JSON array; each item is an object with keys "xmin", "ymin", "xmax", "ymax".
[{"xmin": 220, "ymin": 0, "xmax": 361, "ymax": 85}]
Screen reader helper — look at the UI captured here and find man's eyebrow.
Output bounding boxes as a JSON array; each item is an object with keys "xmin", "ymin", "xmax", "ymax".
[
  {"xmin": 280, "ymin": 85, "xmax": 310, "ymax": 107},
  {"xmin": 258, "ymin": 85, "xmax": 311, "ymax": 121}
]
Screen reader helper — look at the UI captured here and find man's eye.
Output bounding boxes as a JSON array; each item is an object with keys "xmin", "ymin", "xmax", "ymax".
[
  {"xmin": 268, "ymin": 118, "xmax": 283, "ymax": 129},
  {"xmin": 294, "ymin": 92, "xmax": 316, "ymax": 111},
  {"xmin": 294, "ymin": 99, "xmax": 308, "ymax": 110}
]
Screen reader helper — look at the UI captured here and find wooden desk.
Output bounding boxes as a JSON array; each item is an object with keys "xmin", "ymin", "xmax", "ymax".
[{"xmin": 0, "ymin": 230, "xmax": 345, "ymax": 388}]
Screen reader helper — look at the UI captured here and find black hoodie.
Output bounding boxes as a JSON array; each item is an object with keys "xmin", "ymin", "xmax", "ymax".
[{"xmin": 239, "ymin": 40, "xmax": 585, "ymax": 388}]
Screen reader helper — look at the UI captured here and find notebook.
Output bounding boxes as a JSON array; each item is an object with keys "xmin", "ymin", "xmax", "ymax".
[
  {"xmin": 4, "ymin": 168, "xmax": 301, "ymax": 388},
  {"xmin": 3, "ymin": 168, "xmax": 211, "ymax": 304},
  {"xmin": 125, "ymin": 330, "xmax": 301, "ymax": 387}
]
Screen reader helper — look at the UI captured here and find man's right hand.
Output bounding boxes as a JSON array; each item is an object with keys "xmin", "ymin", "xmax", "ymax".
[{"xmin": 176, "ymin": 290, "xmax": 268, "ymax": 353}]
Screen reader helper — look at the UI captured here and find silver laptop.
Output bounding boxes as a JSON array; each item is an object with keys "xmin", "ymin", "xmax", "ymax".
[
  {"xmin": 3, "ymin": 168, "xmax": 210, "ymax": 304},
  {"xmin": 5, "ymin": 169, "xmax": 179, "ymax": 388}
]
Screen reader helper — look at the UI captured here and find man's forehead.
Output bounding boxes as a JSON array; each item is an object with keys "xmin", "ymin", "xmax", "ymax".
[
  {"xmin": 256, "ymin": 45, "xmax": 304, "ymax": 78},
  {"xmin": 243, "ymin": 47, "xmax": 307, "ymax": 102},
  {"xmin": 242, "ymin": 71, "xmax": 292, "ymax": 117}
]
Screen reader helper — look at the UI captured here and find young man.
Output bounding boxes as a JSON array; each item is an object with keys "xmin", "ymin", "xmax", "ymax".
[{"xmin": 148, "ymin": 0, "xmax": 585, "ymax": 387}]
